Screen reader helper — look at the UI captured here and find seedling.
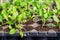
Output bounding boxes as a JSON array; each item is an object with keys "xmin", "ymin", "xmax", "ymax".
[
  {"xmin": 8, "ymin": 25, "xmax": 17, "ymax": 34},
  {"xmin": 53, "ymin": 15, "xmax": 59, "ymax": 24},
  {"xmin": 39, "ymin": 8, "xmax": 52, "ymax": 28}
]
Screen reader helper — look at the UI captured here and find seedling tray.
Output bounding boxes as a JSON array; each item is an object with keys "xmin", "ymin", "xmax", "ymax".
[
  {"xmin": 0, "ymin": 0, "xmax": 60, "ymax": 40},
  {"xmin": 0, "ymin": 32, "xmax": 60, "ymax": 40},
  {"xmin": 1, "ymin": 32, "xmax": 60, "ymax": 37}
]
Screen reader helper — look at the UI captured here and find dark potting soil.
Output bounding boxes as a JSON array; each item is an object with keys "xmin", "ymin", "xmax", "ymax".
[
  {"xmin": 0, "ymin": 18, "xmax": 60, "ymax": 32},
  {"xmin": 53, "ymin": 27, "xmax": 59, "ymax": 31},
  {"xmin": 58, "ymin": 16, "xmax": 60, "ymax": 20},
  {"xmin": 37, "ymin": 20, "xmax": 43, "ymax": 24},
  {"xmin": 21, "ymin": 20, "xmax": 35, "ymax": 25},
  {"xmin": 1, "ymin": 24, "xmax": 59, "ymax": 32},
  {"xmin": 3, "ymin": 28, "xmax": 9, "ymax": 32},
  {"xmin": 0, "ymin": 27, "xmax": 3, "ymax": 31},
  {"xmin": 22, "ymin": 26, "xmax": 33, "ymax": 31}
]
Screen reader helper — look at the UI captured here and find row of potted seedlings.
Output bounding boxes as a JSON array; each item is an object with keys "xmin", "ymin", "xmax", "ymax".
[{"xmin": 0, "ymin": 0, "xmax": 60, "ymax": 38}]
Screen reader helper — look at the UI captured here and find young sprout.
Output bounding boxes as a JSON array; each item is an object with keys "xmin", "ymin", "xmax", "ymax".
[
  {"xmin": 13, "ymin": 0, "xmax": 21, "ymax": 6},
  {"xmin": 56, "ymin": 0, "xmax": 60, "ymax": 9},
  {"xmin": 39, "ymin": 7, "xmax": 51, "ymax": 28},
  {"xmin": 53, "ymin": 15, "xmax": 59, "ymax": 25},
  {"xmin": 9, "ymin": 25, "xmax": 17, "ymax": 35},
  {"xmin": 20, "ymin": 30, "xmax": 23, "ymax": 38},
  {"xmin": 2, "ymin": 9, "xmax": 9, "ymax": 21}
]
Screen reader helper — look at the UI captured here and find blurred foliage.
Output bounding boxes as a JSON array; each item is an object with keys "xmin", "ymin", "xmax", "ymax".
[{"xmin": 0, "ymin": 0, "xmax": 60, "ymax": 37}]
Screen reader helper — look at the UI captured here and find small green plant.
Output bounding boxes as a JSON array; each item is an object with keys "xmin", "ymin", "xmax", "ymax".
[
  {"xmin": 53, "ymin": 15, "xmax": 59, "ymax": 24},
  {"xmin": 39, "ymin": 8, "xmax": 52, "ymax": 28},
  {"xmin": 8, "ymin": 25, "xmax": 17, "ymax": 34}
]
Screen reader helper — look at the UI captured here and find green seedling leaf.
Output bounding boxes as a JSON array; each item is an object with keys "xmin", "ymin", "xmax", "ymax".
[
  {"xmin": 27, "ymin": 0, "xmax": 34, "ymax": 2},
  {"xmin": 20, "ymin": 2, "xmax": 27, "ymax": 6},
  {"xmin": 8, "ymin": 5, "xmax": 13, "ymax": 14},
  {"xmin": 2, "ymin": 3, "xmax": 6, "ymax": 9},
  {"xmin": 8, "ymin": 25, "xmax": 12, "ymax": 29},
  {"xmin": 16, "ymin": 24, "xmax": 22, "ymax": 29},
  {"xmin": 26, "ymin": 12, "xmax": 31, "ymax": 18},
  {"xmin": 9, "ymin": 28, "xmax": 17, "ymax": 35},
  {"xmin": 22, "ymin": 19, "xmax": 27, "ymax": 23},
  {"xmin": 2, "ymin": 10, "xmax": 8, "ymax": 21},
  {"xmin": 20, "ymin": 31, "xmax": 23, "ymax": 38},
  {"xmin": 45, "ymin": 0, "xmax": 53, "ymax": 6},
  {"xmin": 2, "ymin": 0, "xmax": 10, "ymax": 9},
  {"xmin": 18, "ymin": 12, "xmax": 25, "ymax": 23},
  {"xmin": 44, "ymin": 9, "xmax": 46, "ymax": 13},
  {"xmin": 39, "ymin": 0, "xmax": 43, "ymax": 4},
  {"xmin": 0, "ymin": 14, "xmax": 3, "ymax": 22},
  {"xmin": 8, "ymin": 5, "xmax": 18, "ymax": 20},
  {"xmin": 13, "ymin": 0, "xmax": 21, "ymax": 6},
  {"xmin": 57, "ymin": 9, "xmax": 60, "ymax": 16},
  {"xmin": 39, "ymin": 9, "xmax": 44, "ymax": 17},
  {"xmin": 33, "ymin": 1, "xmax": 39, "ymax": 9},
  {"xmin": 0, "ymin": 5, "xmax": 3, "ymax": 11},
  {"xmin": 53, "ymin": 15, "xmax": 59, "ymax": 23},
  {"xmin": 12, "ymin": 6, "xmax": 18, "ymax": 20},
  {"xmin": 56, "ymin": 0, "xmax": 60, "ymax": 9},
  {"xmin": 17, "ymin": 14, "xmax": 23, "ymax": 23},
  {"xmin": 6, "ymin": 20, "xmax": 14, "ymax": 25},
  {"xmin": 44, "ymin": 13, "xmax": 48, "ymax": 18},
  {"xmin": 48, "ymin": 11, "xmax": 53, "ymax": 17}
]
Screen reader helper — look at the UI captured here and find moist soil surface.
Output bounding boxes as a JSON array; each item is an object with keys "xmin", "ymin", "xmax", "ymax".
[{"xmin": 1, "ymin": 19, "xmax": 60, "ymax": 32}]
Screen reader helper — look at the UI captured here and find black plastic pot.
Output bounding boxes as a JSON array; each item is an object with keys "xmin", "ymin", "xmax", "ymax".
[{"xmin": 0, "ymin": 31, "xmax": 60, "ymax": 40}]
